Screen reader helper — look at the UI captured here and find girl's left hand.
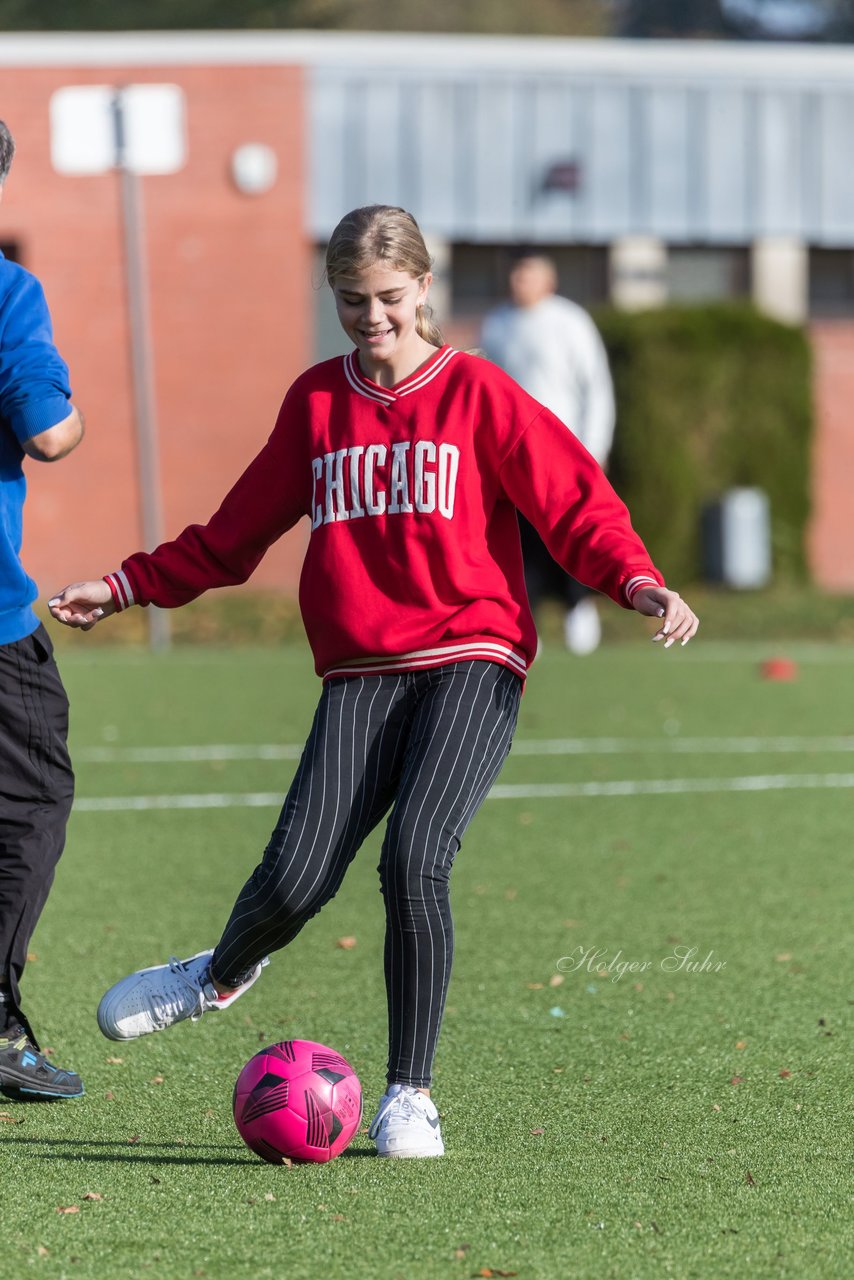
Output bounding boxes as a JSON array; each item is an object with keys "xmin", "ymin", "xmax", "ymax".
[{"xmin": 632, "ymin": 586, "xmax": 699, "ymax": 649}]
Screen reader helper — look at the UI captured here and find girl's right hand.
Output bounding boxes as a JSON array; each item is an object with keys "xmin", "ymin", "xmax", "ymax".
[{"xmin": 48, "ymin": 580, "xmax": 116, "ymax": 631}]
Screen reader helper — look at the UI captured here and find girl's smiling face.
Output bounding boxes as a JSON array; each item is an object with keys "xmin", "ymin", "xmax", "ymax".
[{"xmin": 333, "ymin": 263, "xmax": 432, "ymax": 381}]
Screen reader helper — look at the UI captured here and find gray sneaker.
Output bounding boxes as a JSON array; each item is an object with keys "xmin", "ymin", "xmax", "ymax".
[
  {"xmin": 97, "ymin": 949, "xmax": 267, "ymax": 1041},
  {"xmin": 368, "ymin": 1084, "xmax": 445, "ymax": 1158}
]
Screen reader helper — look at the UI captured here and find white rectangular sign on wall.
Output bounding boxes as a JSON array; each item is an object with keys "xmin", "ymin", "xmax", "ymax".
[{"xmin": 50, "ymin": 84, "xmax": 186, "ymax": 175}]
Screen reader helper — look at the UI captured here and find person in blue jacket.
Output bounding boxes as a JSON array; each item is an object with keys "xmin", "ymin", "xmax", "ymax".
[{"xmin": 0, "ymin": 119, "xmax": 85, "ymax": 1099}]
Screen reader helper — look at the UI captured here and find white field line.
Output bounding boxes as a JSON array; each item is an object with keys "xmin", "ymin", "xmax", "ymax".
[
  {"xmin": 72, "ymin": 771, "xmax": 854, "ymax": 812},
  {"xmin": 74, "ymin": 734, "xmax": 854, "ymax": 764},
  {"xmin": 76, "ymin": 743, "xmax": 304, "ymax": 763},
  {"xmin": 74, "ymin": 792, "xmax": 284, "ymax": 812}
]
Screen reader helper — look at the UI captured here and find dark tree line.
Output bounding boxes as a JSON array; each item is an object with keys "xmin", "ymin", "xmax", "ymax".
[
  {"xmin": 2, "ymin": 0, "xmax": 853, "ymax": 39},
  {"xmin": 618, "ymin": 0, "xmax": 854, "ymax": 40},
  {"xmin": 0, "ymin": 0, "xmax": 606, "ymax": 36}
]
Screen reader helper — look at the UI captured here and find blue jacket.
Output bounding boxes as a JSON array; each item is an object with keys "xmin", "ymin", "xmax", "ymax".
[{"xmin": 0, "ymin": 250, "xmax": 72, "ymax": 645}]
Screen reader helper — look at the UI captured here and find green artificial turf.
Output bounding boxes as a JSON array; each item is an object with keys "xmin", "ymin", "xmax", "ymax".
[{"xmin": 1, "ymin": 639, "xmax": 851, "ymax": 1279}]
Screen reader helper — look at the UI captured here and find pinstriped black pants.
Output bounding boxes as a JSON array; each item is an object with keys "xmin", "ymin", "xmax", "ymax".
[{"xmin": 212, "ymin": 660, "xmax": 521, "ymax": 1088}]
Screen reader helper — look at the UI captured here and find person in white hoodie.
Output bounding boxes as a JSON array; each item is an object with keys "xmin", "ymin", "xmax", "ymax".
[{"xmin": 481, "ymin": 252, "xmax": 616, "ymax": 654}]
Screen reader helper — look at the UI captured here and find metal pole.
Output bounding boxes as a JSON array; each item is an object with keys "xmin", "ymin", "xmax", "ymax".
[{"xmin": 113, "ymin": 90, "xmax": 171, "ymax": 651}]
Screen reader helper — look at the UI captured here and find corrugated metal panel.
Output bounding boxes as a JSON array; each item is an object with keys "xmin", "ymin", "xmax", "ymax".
[{"xmin": 309, "ymin": 64, "xmax": 854, "ymax": 246}]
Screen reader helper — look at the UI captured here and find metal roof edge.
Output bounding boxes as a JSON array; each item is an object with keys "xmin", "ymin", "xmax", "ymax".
[{"xmin": 2, "ymin": 30, "xmax": 854, "ymax": 78}]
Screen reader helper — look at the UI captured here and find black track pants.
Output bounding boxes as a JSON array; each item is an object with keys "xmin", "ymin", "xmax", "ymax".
[
  {"xmin": 212, "ymin": 660, "xmax": 521, "ymax": 1087},
  {"xmin": 0, "ymin": 625, "xmax": 74, "ymax": 1028}
]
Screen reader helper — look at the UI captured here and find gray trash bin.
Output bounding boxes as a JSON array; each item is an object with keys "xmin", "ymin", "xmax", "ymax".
[{"xmin": 701, "ymin": 488, "xmax": 771, "ymax": 589}]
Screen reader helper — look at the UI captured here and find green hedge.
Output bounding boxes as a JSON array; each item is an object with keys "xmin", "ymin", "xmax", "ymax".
[{"xmin": 595, "ymin": 303, "xmax": 813, "ymax": 586}]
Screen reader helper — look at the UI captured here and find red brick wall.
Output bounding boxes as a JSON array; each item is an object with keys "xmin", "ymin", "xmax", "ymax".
[
  {"xmin": 1, "ymin": 64, "xmax": 310, "ymax": 602},
  {"xmin": 808, "ymin": 321, "xmax": 854, "ymax": 591}
]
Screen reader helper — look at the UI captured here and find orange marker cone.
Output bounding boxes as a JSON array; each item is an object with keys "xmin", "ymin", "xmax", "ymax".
[{"xmin": 760, "ymin": 657, "xmax": 798, "ymax": 681}]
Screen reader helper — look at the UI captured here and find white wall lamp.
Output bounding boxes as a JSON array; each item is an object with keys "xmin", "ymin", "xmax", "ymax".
[{"xmin": 230, "ymin": 143, "xmax": 278, "ymax": 196}]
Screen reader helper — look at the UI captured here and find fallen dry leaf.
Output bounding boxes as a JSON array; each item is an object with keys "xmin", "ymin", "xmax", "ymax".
[
  {"xmin": 735, "ymin": 1040, "xmax": 747, "ymax": 1050},
  {"xmin": 127, "ymin": 1135, "xmax": 141, "ymax": 1145},
  {"xmin": 526, "ymin": 982, "xmax": 544, "ymax": 990},
  {"xmin": 745, "ymin": 1170, "xmax": 756, "ymax": 1187},
  {"xmin": 331, "ymin": 1214, "xmax": 346, "ymax": 1222},
  {"xmin": 150, "ymin": 1076, "xmax": 165, "ymax": 1085},
  {"xmin": 549, "ymin": 974, "xmax": 564, "ymax": 987},
  {"xmin": 55, "ymin": 1206, "xmax": 79, "ymax": 1215},
  {"xmin": 26, "ymin": 952, "xmax": 38, "ymax": 962},
  {"xmin": 104, "ymin": 1091, "xmax": 115, "ymax": 1101},
  {"xmin": 106, "ymin": 1056, "xmax": 124, "ymax": 1065},
  {"xmin": 529, "ymin": 1127, "xmax": 545, "ymax": 1135},
  {"xmin": 712, "ymin": 1104, "xmax": 721, "ymax": 1112},
  {"xmin": 36, "ymin": 1246, "xmax": 49, "ymax": 1257},
  {"xmin": 264, "ymin": 1192, "xmax": 276, "ymax": 1202},
  {"xmin": 336, "ymin": 936, "xmax": 357, "ymax": 950},
  {"xmin": 779, "ymin": 1069, "xmax": 792, "ymax": 1079},
  {"xmin": 82, "ymin": 1193, "xmax": 103, "ymax": 1202},
  {"xmin": 775, "ymin": 952, "xmax": 792, "ymax": 963},
  {"xmin": 0, "ymin": 1113, "xmax": 23, "ymax": 1125},
  {"xmin": 730, "ymin": 1076, "xmax": 745, "ymax": 1086},
  {"xmin": 454, "ymin": 1244, "xmax": 472, "ymax": 1259}
]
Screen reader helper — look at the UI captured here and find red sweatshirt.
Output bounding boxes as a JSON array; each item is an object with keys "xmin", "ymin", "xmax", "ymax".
[{"xmin": 107, "ymin": 346, "xmax": 663, "ymax": 680}]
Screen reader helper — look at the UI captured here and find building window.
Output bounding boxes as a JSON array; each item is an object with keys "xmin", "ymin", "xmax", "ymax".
[
  {"xmin": 809, "ymin": 249, "xmax": 854, "ymax": 318},
  {"xmin": 666, "ymin": 246, "xmax": 750, "ymax": 303}
]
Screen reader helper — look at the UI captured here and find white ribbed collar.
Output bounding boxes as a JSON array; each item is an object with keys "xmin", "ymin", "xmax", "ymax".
[{"xmin": 343, "ymin": 345, "xmax": 458, "ymax": 406}]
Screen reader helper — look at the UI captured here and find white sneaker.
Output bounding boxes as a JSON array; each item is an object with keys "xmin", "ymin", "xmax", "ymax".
[
  {"xmin": 564, "ymin": 599, "xmax": 601, "ymax": 655},
  {"xmin": 96, "ymin": 949, "xmax": 268, "ymax": 1041},
  {"xmin": 368, "ymin": 1084, "xmax": 445, "ymax": 1158}
]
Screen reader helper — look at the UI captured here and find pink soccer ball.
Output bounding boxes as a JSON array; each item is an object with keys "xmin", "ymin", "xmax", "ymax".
[{"xmin": 233, "ymin": 1039, "xmax": 362, "ymax": 1164}]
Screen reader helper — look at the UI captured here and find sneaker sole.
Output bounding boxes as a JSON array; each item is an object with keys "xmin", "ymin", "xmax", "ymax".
[
  {"xmin": 0, "ymin": 1079, "xmax": 84, "ymax": 1100},
  {"xmin": 377, "ymin": 1148, "xmax": 444, "ymax": 1158},
  {"xmin": 0, "ymin": 1090, "xmax": 85, "ymax": 1100}
]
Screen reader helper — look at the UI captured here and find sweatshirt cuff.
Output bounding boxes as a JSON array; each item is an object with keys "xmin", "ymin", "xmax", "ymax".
[
  {"xmin": 624, "ymin": 575, "xmax": 661, "ymax": 606},
  {"xmin": 104, "ymin": 570, "xmax": 136, "ymax": 611}
]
